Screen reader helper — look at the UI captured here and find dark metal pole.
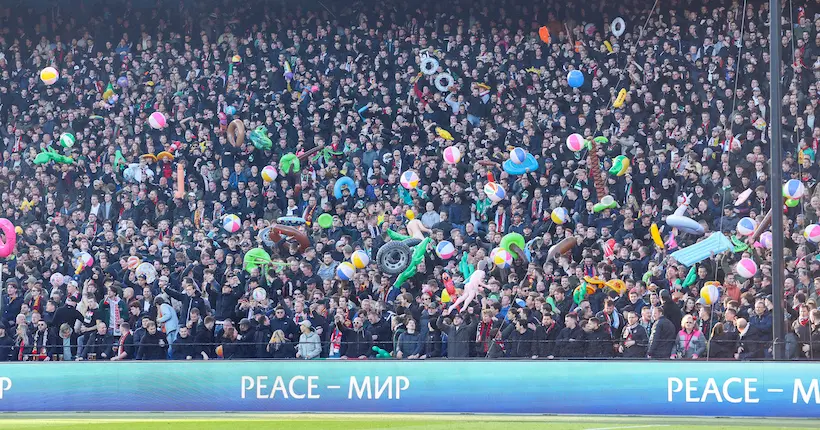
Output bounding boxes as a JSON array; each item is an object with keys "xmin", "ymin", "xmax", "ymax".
[{"xmin": 769, "ymin": 0, "xmax": 785, "ymax": 360}]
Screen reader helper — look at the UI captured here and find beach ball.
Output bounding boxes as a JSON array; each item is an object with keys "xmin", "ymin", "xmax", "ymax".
[
  {"xmin": 804, "ymin": 224, "xmax": 820, "ymax": 243},
  {"xmin": 50, "ymin": 273, "xmax": 64, "ymax": 288},
  {"xmin": 483, "ymin": 182, "xmax": 506, "ymax": 202},
  {"xmin": 493, "ymin": 249, "xmax": 513, "ymax": 269},
  {"xmin": 700, "ymin": 283, "xmax": 721, "ymax": 305},
  {"xmin": 735, "ymin": 258, "xmax": 758, "ymax": 279},
  {"xmin": 337, "ymin": 262, "xmax": 356, "ymax": 281},
  {"xmin": 351, "ymin": 250, "xmax": 370, "ymax": 269},
  {"xmin": 79, "ymin": 252, "xmax": 94, "ymax": 268},
  {"xmin": 232, "ymin": 55, "xmax": 242, "ymax": 63},
  {"xmin": 786, "ymin": 198, "xmax": 800, "ymax": 208},
  {"xmin": 261, "ymin": 165, "xmax": 278, "ymax": 182},
  {"xmin": 567, "ymin": 70, "xmax": 584, "ymax": 88},
  {"xmin": 566, "ymin": 133, "xmax": 585, "ymax": 152},
  {"xmin": 148, "ymin": 112, "xmax": 167, "ymax": 130},
  {"xmin": 783, "ymin": 179, "xmax": 805, "ymax": 200},
  {"xmin": 489, "ymin": 247, "xmax": 500, "ymax": 262},
  {"xmin": 753, "ymin": 119, "xmax": 767, "ymax": 131},
  {"xmin": 443, "ymin": 146, "xmax": 461, "ymax": 164},
  {"xmin": 435, "ymin": 241, "xmax": 456, "ymax": 259},
  {"xmin": 400, "ymin": 170, "xmax": 420, "ymax": 189},
  {"xmin": 550, "ymin": 207, "xmax": 569, "ymax": 225},
  {"xmin": 59, "ymin": 132, "xmax": 75, "ymax": 148},
  {"xmin": 117, "ymin": 76, "xmax": 129, "ymax": 88},
  {"xmin": 736, "ymin": 217, "xmax": 757, "ymax": 236},
  {"xmin": 510, "ymin": 147, "xmax": 527, "ymax": 164},
  {"xmin": 759, "ymin": 231, "xmax": 773, "ymax": 249},
  {"xmin": 223, "ymin": 214, "xmax": 241, "ymax": 232},
  {"xmin": 216, "ymin": 345, "xmax": 224, "ymax": 358},
  {"xmin": 40, "ymin": 67, "xmax": 59, "ymax": 85},
  {"xmin": 252, "ymin": 287, "xmax": 267, "ymax": 301},
  {"xmin": 126, "ymin": 256, "xmax": 141, "ymax": 270}
]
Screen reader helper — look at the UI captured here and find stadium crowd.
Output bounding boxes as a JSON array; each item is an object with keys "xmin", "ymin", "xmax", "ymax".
[{"xmin": 1, "ymin": 0, "xmax": 820, "ymax": 362}]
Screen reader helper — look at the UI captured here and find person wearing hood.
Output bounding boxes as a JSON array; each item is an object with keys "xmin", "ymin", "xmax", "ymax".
[
  {"xmin": 661, "ymin": 289, "xmax": 683, "ymax": 332},
  {"xmin": 296, "ymin": 320, "xmax": 321, "ymax": 359},
  {"xmin": 0, "ymin": 323, "xmax": 14, "ymax": 361}
]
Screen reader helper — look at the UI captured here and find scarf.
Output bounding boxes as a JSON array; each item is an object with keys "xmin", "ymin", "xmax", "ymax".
[
  {"xmin": 477, "ymin": 321, "xmax": 493, "ymax": 352},
  {"xmin": 109, "ymin": 298, "xmax": 121, "ymax": 335},
  {"xmin": 329, "ymin": 327, "xmax": 343, "ymax": 357},
  {"xmin": 495, "ymin": 209, "xmax": 506, "ymax": 233},
  {"xmin": 118, "ymin": 331, "xmax": 130, "ymax": 357}
]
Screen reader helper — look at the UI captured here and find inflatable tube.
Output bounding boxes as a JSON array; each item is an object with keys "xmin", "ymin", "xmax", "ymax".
[
  {"xmin": 420, "ymin": 57, "xmax": 439, "ymax": 76},
  {"xmin": 587, "ymin": 139, "xmax": 608, "ymax": 199},
  {"xmin": 276, "ymin": 217, "xmax": 307, "ymax": 226},
  {"xmin": 608, "ymin": 155, "xmax": 630, "ymax": 176},
  {"xmin": 435, "ymin": 73, "xmax": 454, "ymax": 92},
  {"xmin": 502, "ymin": 154, "xmax": 538, "ymax": 175},
  {"xmin": 227, "ymin": 119, "xmax": 246, "ymax": 148},
  {"xmin": 500, "ymin": 233, "xmax": 527, "ymax": 260},
  {"xmin": 376, "ymin": 241, "xmax": 412, "ymax": 275},
  {"xmin": 269, "ymin": 224, "xmax": 310, "ymax": 252},
  {"xmin": 0, "ymin": 218, "xmax": 17, "ymax": 258},
  {"xmin": 334, "ymin": 176, "xmax": 356, "ymax": 198},
  {"xmin": 174, "ymin": 163, "xmax": 185, "ymax": 199},
  {"xmin": 666, "ymin": 215, "xmax": 705, "ymax": 235},
  {"xmin": 734, "ymin": 188, "xmax": 752, "ymax": 207},
  {"xmin": 279, "ymin": 153, "xmax": 300, "ymax": 175},
  {"xmin": 547, "ymin": 237, "xmax": 577, "ymax": 261},
  {"xmin": 650, "ymin": 223, "xmax": 664, "ymax": 249},
  {"xmin": 538, "ymin": 26, "xmax": 551, "ymax": 44},
  {"xmin": 613, "ymin": 88, "xmax": 627, "ymax": 108},
  {"xmin": 670, "ymin": 232, "xmax": 733, "ymax": 267},
  {"xmin": 611, "ymin": 17, "xmax": 625, "ymax": 37}
]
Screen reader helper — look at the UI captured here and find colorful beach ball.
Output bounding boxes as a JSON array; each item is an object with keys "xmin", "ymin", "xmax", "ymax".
[
  {"xmin": 753, "ymin": 118, "xmax": 767, "ymax": 131},
  {"xmin": 783, "ymin": 179, "xmax": 806, "ymax": 200},
  {"xmin": 261, "ymin": 165, "xmax": 277, "ymax": 182},
  {"xmin": 337, "ymin": 262, "xmax": 356, "ymax": 281},
  {"xmin": 351, "ymin": 250, "xmax": 370, "ymax": 269},
  {"xmin": 759, "ymin": 231, "xmax": 773, "ymax": 249},
  {"xmin": 804, "ymin": 224, "xmax": 820, "ymax": 244},
  {"xmin": 59, "ymin": 132, "xmax": 75, "ymax": 148},
  {"xmin": 252, "ymin": 287, "xmax": 267, "ymax": 301},
  {"xmin": 50, "ymin": 272, "xmax": 65, "ymax": 287},
  {"xmin": 700, "ymin": 283, "xmax": 721, "ymax": 305},
  {"xmin": 484, "ymin": 182, "xmax": 506, "ymax": 202},
  {"xmin": 510, "ymin": 147, "xmax": 527, "ymax": 164},
  {"xmin": 735, "ymin": 258, "xmax": 758, "ymax": 279},
  {"xmin": 40, "ymin": 67, "xmax": 59, "ymax": 85},
  {"xmin": 400, "ymin": 170, "xmax": 420, "ymax": 189},
  {"xmin": 736, "ymin": 217, "xmax": 757, "ymax": 236},
  {"xmin": 489, "ymin": 247, "xmax": 500, "ymax": 262},
  {"xmin": 566, "ymin": 133, "xmax": 585, "ymax": 152},
  {"xmin": 435, "ymin": 241, "xmax": 456, "ymax": 259},
  {"xmin": 223, "ymin": 214, "xmax": 241, "ymax": 232},
  {"xmin": 117, "ymin": 76, "xmax": 129, "ymax": 88},
  {"xmin": 79, "ymin": 252, "xmax": 94, "ymax": 268},
  {"xmin": 493, "ymin": 249, "xmax": 513, "ymax": 269},
  {"xmin": 443, "ymin": 146, "xmax": 461, "ymax": 164},
  {"xmin": 550, "ymin": 207, "xmax": 569, "ymax": 225},
  {"xmin": 148, "ymin": 112, "xmax": 167, "ymax": 130},
  {"xmin": 126, "ymin": 256, "xmax": 141, "ymax": 270}
]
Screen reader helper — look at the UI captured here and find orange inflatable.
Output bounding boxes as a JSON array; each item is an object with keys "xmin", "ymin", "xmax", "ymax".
[
  {"xmin": 227, "ymin": 119, "xmax": 246, "ymax": 147},
  {"xmin": 538, "ymin": 26, "xmax": 551, "ymax": 44}
]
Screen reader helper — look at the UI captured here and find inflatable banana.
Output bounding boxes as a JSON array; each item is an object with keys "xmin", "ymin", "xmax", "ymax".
[{"xmin": 613, "ymin": 88, "xmax": 628, "ymax": 108}]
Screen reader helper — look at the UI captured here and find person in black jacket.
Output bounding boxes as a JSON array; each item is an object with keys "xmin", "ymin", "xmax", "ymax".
[
  {"xmin": 707, "ymin": 323, "xmax": 734, "ymax": 359},
  {"xmin": 619, "ymin": 311, "xmax": 649, "ymax": 358},
  {"xmin": 138, "ymin": 321, "xmax": 169, "ymax": 360},
  {"xmin": 366, "ymin": 311, "xmax": 394, "ymax": 353},
  {"xmin": 267, "ymin": 329, "xmax": 297, "ymax": 359},
  {"xmin": 555, "ymin": 313, "xmax": 585, "ymax": 358},
  {"xmin": 648, "ymin": 306, "xmax": 677, "ymax": 359},
  {"xmin": 661, "ymin": 290, "xmax": 683, "ymax": 332},
  {"xmin": 584, "ymin": 317, "xmax": 613, "ymax": 358},
  {"xmin": 533, "ymin": 313, "xmax": 561, "ymax": 358},
  {"xmin": 195, "ymin": 317, "xmax": 217, "ymax": 359},
  {"xmin": 503, "ymin": 318, "xmax": 535, "ymax": 358},
  {"xmin": 171, "ymin": 326, "xmax": 196, "ymax": 360},
  {"xmin": 421, "ymin": 319, "xmax": 442, "ymax": 359},
  {"xmin": 132, "ymin": 316, "xmax": 151, "ymax": 360},
  {"xmin": 110, "ymin": 322, "xmax": 135, "ymax": 360},
  {"xmin": 81, "ymin": 321, "xmax": 114, "ymax": 360},
  {"xmin": 338, "ymin": 316, "xmax": 372, "ymax": 359},
  {"xmin": 735, "ymin": 318, "xmax": 764, "ymax": 360},
  {"xmin": 161, "ymin": 282, "xmax": 207, "ymax": 327},
  {"xmin": 0, "ymin": 323, "xmax": 14, "ymax": 361},
  {"xmin": 236, "ymin": 318, "xmax": 257, "ymax": 358},
  {"xmin": 253, "ymin": 315, "xmax": 274, "ymax": 359},
  {"xmin": 208, "ymin": 283, "xmax": 242, "ymax": 323},
  {"xmin": 269, "ymin": 306, "xmax": 298, "ymax": 342}
]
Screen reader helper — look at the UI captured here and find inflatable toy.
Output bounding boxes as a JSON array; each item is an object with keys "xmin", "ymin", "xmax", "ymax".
[
  {"xmin": 117, "ymin": 76, "xmax": 129, "ymax": 88},
  {"xmin": 40, "ymin": 67, "xmax": 58, "ymax": 85},
  {"xmin": 269, "ymin": 224, "xmax": 311, "ymax": 252},
  {"xmin": 252, "ymin": 287, "xmax": 267, "ymax": 301},
  {"xmin": 611, "ymin": 17, "xmax": 626, "ymax": 37},
  {"xmin": 605, "ymin": 279, "xmax": 627, "ymax": 295},
  {"xmin": 435, "ymin": 241, "xmax": 456, "ymax": 259},
  {"xmin": 573, "ymin": 282, "xmax": 596, "ymax": 304},
  {"xmin": 435, "ymin": 73, "xmax": 454, "ymax": 92},
  {"xmin": 666, "ymin": 215, "xmax": 704, "ymax": 235},
  {"xmin": 566, "ymin": 133, "xmax": 585, "ymax": 152},
  {"xmin": 157, "ymin": 151, "xmax": 174, "ymax": 162},
  {"xmin": 736, "ymin": 258, "xmax": 758, "ymax": 279},
  {"xmin": 248, "ymin": 126, "xmax": 272, "ymax": 150},
  {"xmin": 223, "ymin": 214, "xmax": 241, "ymax": 232},
  {"xmin": 603, "ymin": 41, "xmax": 613, "ymax": 53},
  {"xmin": 502, "ymin": 149, "xmax": 538, "ymax": 175},
  {"xmin": 786, "ymin": 198, "xmax": 800, "ymax": 208},
  {"xmin": 608, "ymin": 155, "xmax": 630, "ymax": 176},
  {"xmin": 276, "ymin": 217, "xmax": 307, "ymax": 226},
  {"xmin": 670, "ymin": 232, "xmax": 733, "ymax": 266},
  {"xmin": 174, "ymin": 163, "xmax": 185, "ymax": 199},
  {"xmin": 59, "ymin": 133, "xmax": 75, "ymax": 148},
  {"xmin": 547, "ymin": 237, "xmax": 577, "ymax": 261},
  {"xmin": 567, "ymin": 70, "xmax": 584, "ymax": 88},
  {"xmin": 550, "ymin": 207, "xmax": 569, "ymax": 225},
  {"xmin": 334, "ymin": 176, "xmax": 356, "ymax": 198},
  {"xmin": 405, "ymin": 210, "xmax": 415, "ymax": 220},
  {"xmin": 650, "ymin": 223, "xmax": 664, "ymax": 249},
  {"xmin": 33, "ymin": 147, "xmax": 74, "ymax": 165},
  {"xmin": 0, "ymin": 218, "xmax": 17, "ymax": 258},
  {"xmin": 759, "ymin": 231, "xmax": 773, "ymax": 249},
  {"xmin": 420, "ymin": 57, "xmax": 439, "ymax": 76},
  {"xmin": 734, "ymin": 188, "xmax": 752, "ymax": 206},
  {"xmin": 227, "ymin": 119, "xmax": 246, "ymax": 147},
  {"xmin": 148, "ymin": 112, "xmax": 166, "ymax": 129},
  {"xmin": 400, "ymin": 171, "xmax": 420, "ymax": 189},
  {"xmin": 261, "ymin": 165, "xmax": 277, "ymax": 182},
  {"xmin": 753, "ymin": 118, "xmax": 767, "ymax": 131},
  {"xmin": 50, "ymin": 273, "xmax": 65, "ymax": 288},
  {"xmin": 493, "ymin": 249, "xmax": 513, "ymax": 268},
  {"xmin": 443, "ymin": 146, "xmax": 461, "ymax": 164},
  {"xmin": 510, "ymin": 147, "xmax": 527, "ymax": 164},
  {"xmin": 279, "ymin": 153, "xmax": 300, "ymax": 174},
  {"xmin": 784, "ymin": 179, "xmax": 805, "ymax": 200},
  {"xmin": 126, "ymin": 256, "xmax": 140, "ymax": 270},
  {"xmin": 538, "ymin": 26, "xmax": 550, "ymax": 43},
  {"xmin": 337, "ymin": 262, "xmax": 356, "ymax": 281},
  {"xmin": 700, "ymin": 283, "xmax": 721, "ymax": 305},
  {"xmin": 736, "ymin": 217, "xmax": 757, "ymax": 236},
  {"xmin": 483, "ymin": 182, "xmax": 506, "ymax": 202},
  {"xmin": 351, "ymin": 250, "xmax": 370, "ymax": 269},
  {"xmin": 435, "ymin": 127, "xmax": 453, "ymax": 141},
  {"xmin": 804, "ymin": 224, "xmax": 820, "ymax": 243},
  {"xmin": 317, "ymin": 214, "xmax": 333, "ymax": 229},
  {"xmin": 371, "ymin": 346, "xmax": 391, "ymax": 359},
  {"xmin": 135, "ymin": 262, "xmax": 156, "ymax": 283},
  {"xmin": 244, "ymin": 248, "xmax": 272, "ymax": 273},
  {"xmin": 392, "ymin": 237, "xmax": 432, "ymax": 288},
  {"xmin": 593, "ymin": 195, "xmax": 618, "ymax": 213},
  {"xmin": 448, "ymin": 269, "xmax": 486, "ymax": 313},
  {"xmin": 613, "ymin": 88, "xmax": 628, "ymax": 108},
  {"xmin": 748, "ymin": 209, "xmax": 772, "ymax": 243}
]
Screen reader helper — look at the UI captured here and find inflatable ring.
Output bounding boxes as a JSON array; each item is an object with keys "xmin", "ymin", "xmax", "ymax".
[
  {"xmin": 538, "ymin": 26, "xmax": 551, "ymax": 44},
  {"xmin": 276, "ymin": 217, "xmax": 306, "ymax": 226},
  {"xmin": 0, "ymin": 218, "xmax": 17, "ymax": 258},
  {"xmin": 434, "ymin": 73, "xmax": 454, "ymax": 92},
  {"xmin": 608, "ymin": 155, "xmax": 630, "ymax": 176},
  {"xmin": 376, "ymin": 241, "xmax": 413, "ymax": 275},
  {"xmin": 334, "ymin": 176, "xmax": 356, "ymax": 198},
  {"xmin": 227, "ymin": 119, "xmax": 246, "ymax": 148},
  {"xmin": 547, "ymin": 237, "xmax": 577, "ymax": 261},
  {"xmin": 502, "ymin": 154, "xmax": 539, "ymax": 176},
  {"xmin": 734, "ymin": 188, "xmax": 752, "ymax": 207},
  {"xmin": 258, "ymin": 227, "xmax": 275, "ymax": 247},
  {"xmin": 420, "ymin": 57, "xmax": 439, "ymax": 76},
  {"xmin": 611, "ymin": 17, "xmax": 625, "ymax": 37},
  {"xmin": 500, "ymin": 233, "xmax": 527, "ymax": 260},
  {"xmin": 269, "ymin": 224, "xmax": 310, "ymax": 252},
  {"xmin": 613, "ymin": 88, "xmax": 628, "ymax": 108},
  {"xmin": 650, "ymin": 223, "xmax": 664, "ymax": 249},
  {"xmin": 666, "ymin": 215, "xmax": 705, "ymax": 235},
  {"xmin": 279, "ymin": 153, "xmax": 300, "ymax": 175}
]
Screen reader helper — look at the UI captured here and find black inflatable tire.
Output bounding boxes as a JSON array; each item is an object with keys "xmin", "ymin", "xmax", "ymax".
[
  {"xmin": 403, "ymin": 238, "xmax": 422, "ymax": 247},
  {"xmin": 376, "ymin": 241, "xmax": 412, "ymax": 275}
]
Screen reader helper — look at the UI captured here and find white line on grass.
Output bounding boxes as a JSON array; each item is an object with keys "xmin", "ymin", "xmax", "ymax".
[{"xmin": 585, "ymin": 425, "xmax": 670, "ymax": 430}]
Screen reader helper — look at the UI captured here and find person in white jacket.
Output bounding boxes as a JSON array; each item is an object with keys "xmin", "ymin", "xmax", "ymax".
[{"xmin": 296, "ymin": 320, "xmax": 322, "ymax": 360}]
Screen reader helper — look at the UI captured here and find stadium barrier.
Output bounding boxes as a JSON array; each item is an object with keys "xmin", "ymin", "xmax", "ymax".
[{"xmin": 1, "ymin": 361, "xmax": 819, "ymax": 416}]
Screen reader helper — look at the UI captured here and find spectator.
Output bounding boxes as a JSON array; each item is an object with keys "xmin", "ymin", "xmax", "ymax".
[
  {"xmin": 296, "ymin": 321, "xmax": 321, "ymax": 360},
  {"xmin": 620, "ymin": 311, "xmax": 649, "ymax": 358},
  {"xmin": 396, "ymin": 318, "xmax": 423, "ymax": 359},
  {"xmin": 674, "ymin": 315, "xmax": 707, "ymax": 360},
  {"xmin": 436, "ymin": 309, "xmax": 478, "ymax": 358},
  {"xmin": 0, "ymin": 323, "xmax": 13, "ymax": 361},
  {"xmin": 267, "ymin": 330, "xmax": 297, "ymax": 359},
  {"xmin": 648, "ymin": 306, "xmax": 676, "ymax": 359},
  {"xmin": 138, "ymin": 321, "xmax": 169, "ymax": 361}
]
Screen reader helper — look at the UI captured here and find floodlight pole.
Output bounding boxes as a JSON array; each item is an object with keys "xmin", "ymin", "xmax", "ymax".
[{"xmin": 769, "ymin": 0, "xmax": 786, "ymax": 360}]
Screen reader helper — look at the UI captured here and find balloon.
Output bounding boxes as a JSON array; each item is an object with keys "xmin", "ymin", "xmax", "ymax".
[
  {"xmin": 223, "ymin": 214, "xmax": 241, "ymax": 232},
  {"xmin": 261, "ymin": 165, "xmax": 278, "ymax": 182},
  {"xmin": 400, "ymin": 171, "xmax": 420, "ymax": 189},
  {"xmin": 483, "ymin": 182, "xmax": 506, "ymax": 202},
  {"xmin": 804, "ymin": 224, "xmax": 820, "ymax": 243},
  {"xmin": 736, "ymin": 217, "xmax": 757, "ymax": 236},
  {"xmin": 493, "ymin": 249, "xmax": 513, "ymax": 268},
  {"xmin": 550, "ymin": 207, "xmax": 569, "ymax": 225},
  {"xmin": 59, "ymin": 133, "xmax": 75, "ymax": 148},
  {"xmin": 510, "ymin": 147, "xmax": 527, "ymax": 164},
  {"xmin": 405, "ymin": 210, "xmax": 415, "ymax": 220},
  {"xmin": 785, "ymin": 198, "xmax": 800, "ymax": 208},
  {"xmin": 567, "ymin": 70, "xmax": 584, "ymax": 88},
  {"xmin": 117, "ymin": 76, "xmax": 129, "ymax": 88},
  {"xmin": 252, "ymin": 287, "xmax": 267, "ymax": 301},
  {"xmin": 783, "ymin": 179, "xmax": 806, "ymax": 199},
  {"xmin": 700, "ymin": 283, "xmax": 721, "ymax": 305},
  {"xmin": 317, "ymin": 214, "xmax": 333, "ymax": 229},
  {"xmin": 566, "ymin": 134, "xmax": 585, "ymax": 152}
]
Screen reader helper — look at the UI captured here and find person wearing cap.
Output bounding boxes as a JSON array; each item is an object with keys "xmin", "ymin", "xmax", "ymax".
[
  {"xmin": 295, "ymin": 320, "xmax": 321, "ymax": 360},
  {"xmin": 436, "ymin": 307, "xmax": 477, "ymax": 358}
]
